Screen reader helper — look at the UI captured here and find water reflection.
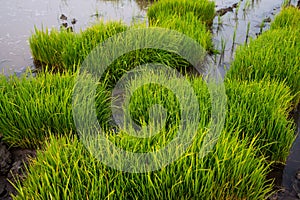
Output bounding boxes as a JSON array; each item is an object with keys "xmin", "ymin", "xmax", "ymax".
[
  {"xmin": 213, "ymin": 0, "xmax": 299, "ymax": 66},
  {"xmin": 0, "ymin": 0, "xmax": 149, "ymax": 75},
  {"xmin": 1, "ymin": 0, "xmax": 298, "ymax": 76}
]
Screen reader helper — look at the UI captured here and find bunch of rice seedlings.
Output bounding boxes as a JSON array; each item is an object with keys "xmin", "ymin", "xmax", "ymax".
[
  {"xmin": 147, "ymin": 0, "xmax": 215, "ymax": 26},
  {"xmin": 29, "ymin": 21, "xmax": 128, "ymax": 71},
  {"xmin": 112, "ymin": 71, "xmax": 295, "ymax": 162},
  {"xmin": 29, "ymin": 27, "xmax": 76, "ymax": 70},
  {"xmin": 110, "ymin": 70, "xmax": 209, "ymax": 153},
  {"xmin": 223, "ymin": 79, "xmax": 296, "ymax": 162},
  {"xmin": 100, "ymin": 48, "xmax": 193, "ymax": 89},
  {"xmin": 271, "ymin": 6, "xmax": 300, "ymax": 30},
  {"xmin": 150, "ymin": 13, "xmax": 214, "ymax": 52},
  {"xmin": 127, "ymin": 83, "xmax": 180, "ymax": 130},
  {"xmin": 12, "ymin": 131, "xmax": 273, "ymax": 200},
  {"xmin": 0, "ymin": 70, "xmax": 111, "ymax": 148},
  {"xmin": 29, "ymin": 20, "xmax": 210, "ymax": 88},
  {"xmin": 226, "ymin": 27, "xmax": 300, "ymax": 105},
  {"xmin": 190, "ymin": 78, "xmax": 295, "ymax": 163},
  {"xmin": 75, "ymin": 23, "xmax": 211, "ymax": 90},
  {"xmin": 62, "ymin": 21, "xmax": 128, "ymax": 68}
]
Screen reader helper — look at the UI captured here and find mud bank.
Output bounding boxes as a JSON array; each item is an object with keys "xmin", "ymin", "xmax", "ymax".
[{"xmin": 0, "ymin": 136, "xmax": 36, "ymax": 200}]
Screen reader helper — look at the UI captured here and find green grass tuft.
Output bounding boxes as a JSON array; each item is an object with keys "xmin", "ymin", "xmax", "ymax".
[
  {"xmin": 147, "ymin": 0, "xmax": 215, "ymax": 26},
  {"xmin": 271, "ymin": 6, "xmax": 300, "ymax": 30},
  {"xmin": 224, "ymin": 79, "xmax": 296, "ymax": 162},
  {"xmin": 12, "ymin": 132, "xmax": 273, "ymax": 200},
  {"xmin": 0, "ymin": 71, "xmax": 111, "ymax": 148},
  {"xmin": 29, "ymin": 20, "xmax": 212, "ymax": 85},
  {"xmin": 108, "ymin": 73, "xmax": 296, "ymax": 162},
  {"xmin": 226, "ymin": 27, "xmax": 300, "ymax": 105},
  {"xmin": 29, "ymin": 21, "xmax": 128, "ymax": 72},
  {"xmin": 0, "ymin": 71, "xmax": 295, "ymax": 162},
  {"xmin": 191, "ymin": 78, "xmax": 296, "ymax": 163},
  {"xmin": 150, "ymin": 13, "xmax": 214, "ymax": 52}
]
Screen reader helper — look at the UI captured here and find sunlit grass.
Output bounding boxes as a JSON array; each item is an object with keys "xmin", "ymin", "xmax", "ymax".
[
  {"xmin": 147, "ymin": 0, "xmax": 215, "ymax": 26},
  {"xmin": 223, "ymin": 79, "xmax": 296, "ymax": 162},
  {"xmin": 29, "ymin": 19, "xmax": 213, "ymax": 83},
  {"xmin": 271, "ymin": 6, "xmax": 300, "ymax": 30},
  {"xmin": 226, "ymin": 27, "xmax": 300, "ymax": 105},
  {"xmin": 0, "ymin": 70, "xmax": 111, "ymax": 148},
  {"xmin": 0, "ymin": 69, "xmax": 295, "ymax": 163},
  {"xmin": 12, "ymin": 132, "xmax": 273, "ymax": 200},
  {"xmin": 1, "ymin": 70, "xmax": 291, "ymax": 198},
  {"xmin": 29, "ymin": 21, "xmax": 128, "ymax": 72},
  {"xmin": 108, "ymin": 73, "xmax": 295, "ymax": 162},
  {"xmin": 150, "ymin": 13, "xmax": 214, "ymax": 53}
]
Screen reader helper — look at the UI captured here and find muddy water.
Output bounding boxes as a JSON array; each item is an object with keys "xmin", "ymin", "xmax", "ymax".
[
  {"xmin": 213, "ymin": 0, "xmax": 284, "ymax": 74},
  {"xmin": 0, "ymin": 0, "xmax": 150, "ymax": 75},
  {"xmin": 0, "ymin": 0, "xmax": 300, "ymax": 196},
  {"xmin": 283, "ymin": 106, "xmax": 300, "ymax": 190},
  {"xmin": 0, "ymin": 0, "xmax": 295, "ymax": 75}
]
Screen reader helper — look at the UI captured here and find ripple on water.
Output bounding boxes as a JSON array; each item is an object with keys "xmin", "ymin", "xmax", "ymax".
[{"xmin": 0, "ymin": 0, "xmax": 149, "ymax": 75}]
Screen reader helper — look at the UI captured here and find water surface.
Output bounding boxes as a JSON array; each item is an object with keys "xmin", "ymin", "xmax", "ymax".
[
  {"xmin": 1, "ymin": 0, "xmax": 297, "ymax": 74},
  {"xmin": 0, "ymin": 0, "xmax": 150, "ymax": 75}
]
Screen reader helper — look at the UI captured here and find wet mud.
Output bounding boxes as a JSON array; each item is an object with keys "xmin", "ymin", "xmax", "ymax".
[{"xmin": 0, "ymin": 136, "xmax": 36, "ymax": 200}]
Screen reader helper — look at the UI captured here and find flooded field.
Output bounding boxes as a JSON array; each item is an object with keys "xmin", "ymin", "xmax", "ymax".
[
  {"xmin": 0, "ymin": 0, "xmax": 298, "ymax": 74},
  {"xmin": 0, "ymin": 0, "xmax": 300, "ymax": 199},
  {"xmin": 0, "ymin": 0, "xmax": 151, "ymax": 75}
]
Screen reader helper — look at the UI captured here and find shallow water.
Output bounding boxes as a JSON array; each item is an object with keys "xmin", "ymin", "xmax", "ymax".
[
  {"xmin": 283, "ymin": 106, "xmax": 300, "ymax": 190},
  {"xmin": 0, "ymin": 0, "xmax": 297, "ymax": 74},
  {"xmin": 213, "ymin": 0, "xmax": 283, "ymax": 68},
  {"xmin": 0, "ymin": 0, "xmax": 150, "ymax": 75}
]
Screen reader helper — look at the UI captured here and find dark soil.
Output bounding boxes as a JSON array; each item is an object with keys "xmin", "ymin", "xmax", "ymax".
[
  {"xmin": 267, "ymin": 164, "xmax": 300, "ymax": 200},
  {"xmin": 0, "ymin": 136, "xmax": 36, "ymax": 200},
  {"xmin": 216, "ymin": 2, "xmax": 238, "ymax": 16}
]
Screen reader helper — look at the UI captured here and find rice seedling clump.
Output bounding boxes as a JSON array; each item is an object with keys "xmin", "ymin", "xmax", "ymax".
[
  {"xmin": 226, "ymin": 27, "xmax": 300, "ymax": 105},
  {"xmin": 30, "ymin": 0, "xmax": 216, "ymax": 79},
  {"xmin": 0, "ymin": 71, "xmax": 111, "ymax": 148},
  {"xmin": 29, "ymin": 20, "xmax": 212, "ymax": 84},
  {"xmin": 223, "ymin": 79, "xmax": 296, "ymax": 162},
  {"xmin": 114, "ymin": 74, "xmax": 295, "ymax": 162},
  {"xmin": 150, "ymin": 13, "xmax": 214, "ymax": 52},
  {"xmin": 0, "ymin": 69, "xmax": 295, "ymax": 163},
  {"xmin": 147, "ymin": 0, "xmax": 215, "ymax": 53},
  {"xmin": 29, "ymin": 21, "xmax": 128, "ymax": 71},
  {"xmin": 147, "ymin": 0, "xmax": 215, "ymax": 26},
  {"xmin": 12, "ymin": 132, "xmax": 273, "ymax": 200},
  {"xmin": 271, "ymin": 6, "xmax": 300, "ymax": 30}
]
